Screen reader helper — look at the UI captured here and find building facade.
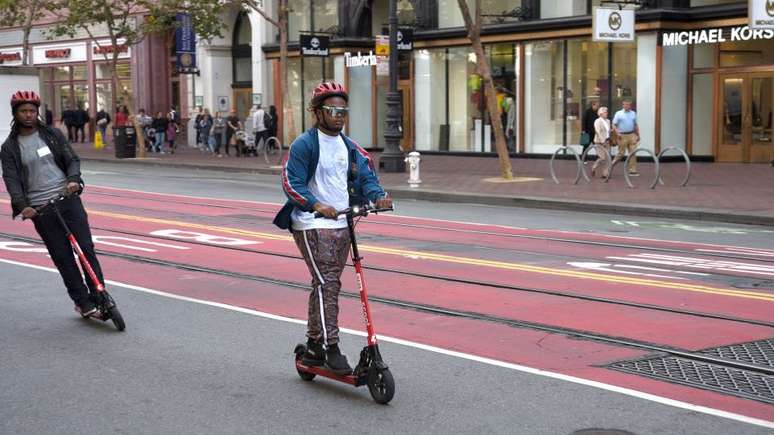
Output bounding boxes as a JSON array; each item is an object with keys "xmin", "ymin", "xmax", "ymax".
[{"xmin": 254, "ymin": 0, "xmax": 772, "ymax": 163}]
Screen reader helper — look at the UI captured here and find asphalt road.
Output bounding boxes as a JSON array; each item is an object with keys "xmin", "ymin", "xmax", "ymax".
[
  {"xmin": 1, "ymin": 263, "xmax": 770, "ymax": 435},
  {"xmin": 1, "ymin": 161, "xmax": 773, "ymax": 434}
]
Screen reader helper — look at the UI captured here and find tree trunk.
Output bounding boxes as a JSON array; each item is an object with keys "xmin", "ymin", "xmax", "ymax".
[
  {"xmin": 456, "ymin": 0, "xmax": 513, "ymax": 180},
  {"xmin": 278, "ymin": 0, "xmax": 295, "ymax": 145},
  {"xmin": 21, "ymin": 0, "xmax": 38, "ymax": 65}
]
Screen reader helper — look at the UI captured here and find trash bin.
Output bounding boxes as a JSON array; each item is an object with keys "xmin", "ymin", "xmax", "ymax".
[{"xmin": 113, "ymin": 126, "xmax": 136, "ymax": 159}]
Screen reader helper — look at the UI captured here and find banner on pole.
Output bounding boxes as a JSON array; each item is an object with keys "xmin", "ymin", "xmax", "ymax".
[{"xmin": 176, "ymin": 13, "xmax": 198, "ymax": 74}]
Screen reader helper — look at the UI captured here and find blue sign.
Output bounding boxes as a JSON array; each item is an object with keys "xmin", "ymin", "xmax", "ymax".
[{"xmin": 175, "ymin": 13, "xmax": 197, "ymax": 74}]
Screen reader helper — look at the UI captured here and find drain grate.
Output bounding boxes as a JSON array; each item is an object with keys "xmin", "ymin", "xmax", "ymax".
[
  {"xmin": 608, "ymin": 356, "xmax": 774, "ymax": 404},
  {"xmin": 701, "ymin": 338, "xmax": 774, "ymax": 369}
]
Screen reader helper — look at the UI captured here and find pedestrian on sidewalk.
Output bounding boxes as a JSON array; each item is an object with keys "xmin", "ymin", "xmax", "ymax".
[
  {"xmin": 114, "ymin": 105, "xmax": 129, "ymax": 127},
  {"xmin": 225, "ymin": 109, "xmax": 241, "ymax": 157},
  {"xmin": 199, "ymin": 109, "xmax": 213, "ymax": 153},
  {"xmin": 591, "ymin": 106, "xmax": 612, "ymax": 178},
  {"xmin": 74, "ymin": 104, "xmax": 89, "ymax": 143},
  {"xmin": 252, "ymin": 103, "xmax": 269, "ymax": 151},
  {"xmin": 194, "ymin": 107, "xmax": 203, "ymax": 148},
  {"xmin": 61, "ymin": 106, "xmax": 75, "ymax": 142},
  {"xmin": 44, "ymin": 104, "xmax": 53, "ymax": 127},
  {"xmin": 96, "ymin": 107, "xmax": 111, "ymax": 142},
  {"xmin": 212, "ymin": 111, "xmax": 226, "ymax": 156},
  {"xmin": 1, "ymin": 90, "xmax": 104, "ymax": 316},
  {"xmin": 268, "ymin": 105, "xmax": 278, "ymax": 144},
  {"xmin": 273, "ymin": 81, "xmax": 392, "ymax": 376},
  {"xmin": 611, "ymin": 99, "xmax": 640, "ymax": 176},
  {"xmin": 151, "ymin": 111, "xmax": 167, "ymax": 154},
  {"xmin": 582, "ymin": 101, "xmax": 599, "ymax": 154},
  {"xmin": 166, "ymin": 111, "xmax": 177, "ymax": 154}
]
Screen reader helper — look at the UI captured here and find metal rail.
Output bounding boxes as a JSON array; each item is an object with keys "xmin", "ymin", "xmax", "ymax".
[
  {"xmin": 549, "ymin": 146, "xmax": 583, "ymax": 185},
  {"xmin": 658, "ymin": 146, "xmax": 692, "ymax": 187}
]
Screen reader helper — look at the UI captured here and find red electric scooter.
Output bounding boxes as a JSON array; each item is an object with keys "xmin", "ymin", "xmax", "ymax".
[
  {"xmin": 293, "ymin": 205, "xmax": 395, "ymax": 404},
  {"xmin": 35, "ymin": 193, "xmax": 126, "ymax": 331}
]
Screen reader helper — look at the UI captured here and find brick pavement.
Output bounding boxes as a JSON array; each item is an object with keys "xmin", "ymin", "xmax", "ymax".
[{"xmin": 71, "ymin": 141, "xmax": 774, "ymax": 225}]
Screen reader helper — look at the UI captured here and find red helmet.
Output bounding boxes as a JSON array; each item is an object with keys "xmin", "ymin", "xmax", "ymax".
[
  {"xmin": 11, "ymin": 90, "xmax": 41, "ymax": 110},
  {"xmin": 311, "ymin": 81, "xmax": 348, "ymax": 106}
]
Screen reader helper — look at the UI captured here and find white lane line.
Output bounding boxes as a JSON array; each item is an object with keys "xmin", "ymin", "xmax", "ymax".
[{"xmin": 1, "ymin": 258, "xmax": 771, "ymax": 429}]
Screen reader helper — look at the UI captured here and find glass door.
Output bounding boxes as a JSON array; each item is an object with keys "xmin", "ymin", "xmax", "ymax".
[
  {"xmin": 718, "ymin": 73, "xmax": 774, "ymax": 163},
  {"xmin": 750, "ymin": 73, "xmax": 773, "ymax": 163},
  {"xmin": 718, "ymin": 74, "xmax": 745, "ymax": 162}
]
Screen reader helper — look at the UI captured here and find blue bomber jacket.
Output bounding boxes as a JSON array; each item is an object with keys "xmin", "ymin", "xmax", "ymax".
[{"xmin": 273, "ymin": 128, "xmax": 387, "ymax": 231}]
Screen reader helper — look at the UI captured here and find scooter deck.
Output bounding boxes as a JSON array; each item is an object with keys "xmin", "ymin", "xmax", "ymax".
[{"xmin": 295, "ymin": 360, "xmax": 368, "ymax": 387}]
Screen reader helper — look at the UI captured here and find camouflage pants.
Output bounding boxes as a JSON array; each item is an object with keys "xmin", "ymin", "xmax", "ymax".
[{"xmin": 293, "ymin": 228, "xmax": 351, "ymax": 346}]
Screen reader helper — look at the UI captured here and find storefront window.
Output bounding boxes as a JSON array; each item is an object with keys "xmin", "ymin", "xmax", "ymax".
[
  {"xmin": 719, "ymin": 39, "xmax": 774, "ymax": 68},
  {"xmin": 438, "ymin": 0, "xmax": 525, "ymax": 28},
  {"xmin": 540, "ymin": 0, "xmax": 588, "ymax": 19},
  {"xmin": 693, "ymin": 43, "xmax": 716, "ymax": 69},
  {"xmin": 72, "ymin": 64, "xmax": 87, "ymax": 80},
  {"xmin": 349, "ymin": 64, "xmax": 373, "ymax": 147},
  {"xmin": 661, "ymin": 45, "xmax": 689, "ymax": 150},
  {"xmin": 286, "ymin": 58, "xmax": 303, "ymax": 140},
  {"xmin": 313, "ymin": 0, "xmax": 337, "ymax": 32},
  {"xmin": 288, "ymin": 0, "xmax": 311, "ymax": 41},
  {"xmin": 95, "ymin": 63, "xmax": 112, "ymax": 80},
  {"xmin": 96, "ymin": 83, "xmax": 112, "ymax": 112},
  {"xmin": 525, "ymin": 41, "xmax": 564, "ymax": 153},
  {"xmin": 235, "ymin": 58, "xmax": 252, "ymax": 82},
  {"xmin": 414, "ymin": 48, "xmax": 448, "ymax": 151},
  {"xmin": 567, "ymin": 40, "xmax": 608, "ymax": 148},
  {"xmin": 54, "ymin": 66, "xmax": 69, "ymax": 81},
  {"xmin": 611, "ymin": 41, "xmax": 637, "ymax": 110},
  {"xmin": 691, "ymin": 73, "xmax": 714, "ymax": 155},
  {"xmin": 690, "ymin": 0, "xmax": 744, "ymax": 6}
]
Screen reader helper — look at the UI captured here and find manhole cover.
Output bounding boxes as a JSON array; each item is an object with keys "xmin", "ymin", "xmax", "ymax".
[
  {"xmin": 701, "ymin": 338, "xmax": 774, "ymax": 369},
  {"xmin": 572, "ymin": 430, "xmax": 636, "ymax": 435},
  {"xmin": 732, "ymin": 279, "xmax": 774, "ymax": 290}
]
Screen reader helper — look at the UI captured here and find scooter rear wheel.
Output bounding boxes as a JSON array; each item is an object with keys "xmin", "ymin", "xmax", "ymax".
[
  {"xmin": 367, "ymin": 368, "xmax": 394, "ymax": 404},
  {"xmin": 108, "ymin": 306, "xmax": 126, "ymax": 331},
  {"xmin": 294, "ymin": 345, "xmax": 316, "ymax": 381}
]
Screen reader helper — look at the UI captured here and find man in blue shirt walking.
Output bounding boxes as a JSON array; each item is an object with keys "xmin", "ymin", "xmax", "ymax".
[{"xmin": 612, "ymin": 99, "xmax": 640, "ymax": 176}]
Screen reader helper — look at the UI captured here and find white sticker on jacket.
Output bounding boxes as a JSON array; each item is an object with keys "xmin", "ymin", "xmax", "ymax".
[{"xmin": 36, "ymin": 146, "xmax": 52, "ymax": 158}]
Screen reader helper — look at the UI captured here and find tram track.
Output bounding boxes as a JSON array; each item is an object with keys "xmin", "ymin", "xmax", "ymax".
[
  {"xmin": 2, "ymin": 228, "xmax": 774, "ymax": 374},
  {"xmin": 85, "ymin": 189, "xmax": 774, "ymax": 264},
  {"xmin": 4, "ymin": 223, "xmax": 772, "ymax": 329},
  {"xmin": 1, "ymin": 229, "xmax": 772, "ymax": 382}
]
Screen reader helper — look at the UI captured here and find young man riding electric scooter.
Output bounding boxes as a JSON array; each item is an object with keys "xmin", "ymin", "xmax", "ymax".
[
  {"xmin": 274, "ymin": 82, "xmax": 392, "ymax": 375},
  {"xmin": 1, "ymin": 91, "xmax": 114, "ymax": 321}
]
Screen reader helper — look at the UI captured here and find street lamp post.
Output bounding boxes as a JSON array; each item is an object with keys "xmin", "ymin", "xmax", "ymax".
[{"xmin": 379, "ymin": 0, "xmax": 406, "ymax": 173}]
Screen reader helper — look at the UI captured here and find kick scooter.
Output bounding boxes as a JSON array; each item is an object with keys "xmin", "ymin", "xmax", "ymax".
[
  {"xmin": 35, "ymin": 193, "xmax": 126, "ymax": 331},
  {"xmin": 293, "ymin": 205, "xmax": 395, "ymax": 404}
]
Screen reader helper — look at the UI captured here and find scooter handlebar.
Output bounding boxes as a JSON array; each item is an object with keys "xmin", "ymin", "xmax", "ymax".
[{"xmin": 313, "ymin": 205, "xmax": 394, "ymax": 219}]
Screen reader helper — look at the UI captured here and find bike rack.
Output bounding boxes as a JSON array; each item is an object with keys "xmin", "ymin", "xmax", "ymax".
[
  {"xmin": 657, "ymin": 146, "xmax": 692, "ymax": 187},
  {"xmin": 550, "ymin": 146, "xmax": 583, "ymax": 185},
  {"xmin": 623, "ymin": 147, "xmax": 660, "ymax": 190},
  {"xmin": 580, "ymin": 144, "xmax": 613, "ymax": 183},
  {"xmin": 263, "ymin": 136, "xmax": 284, "ymax": 166}
]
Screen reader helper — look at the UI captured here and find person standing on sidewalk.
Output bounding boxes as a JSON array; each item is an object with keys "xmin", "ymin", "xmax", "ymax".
[
  {"xmin": 199, "ymin": 109, "xmax": 213, "ymax": 153},
  {"xmin": 96, "ymin": 107, "xmax": 111, "ymax": 142},
  {"xmin": 212, "ymin": 111, "xmax": 226, "ymax": 157},
  {"xmin": 151, "ymin": 111, "xmax": 167, "ymax": 154},
  {"xmin": 591, "ymin": 106, "xmax": 611, "ymax": 178},
  {"xmin": 74, "ymin": 104, "xmax": 89, "ymax": 143},
  {"xmin": 612, "ymin": 99, "xmax": 640, "ymax": 176},
  {"xmin": 267, "ymin": 105, "xmax": 278, "ymax": 143},
  {"xmin": 61, "ymin": 106, "xmax": 75, "ymax": 142},
  {"xmin": 1, "ymin": 90, "xmax": 103, "ymax": 316},
  {"xmin": 252, "ymin": 103, "xmax": 269, "ymax": 150},
  {"xmin": 44, "ymin": 104, "xmax": 53, "ymax": 127},
  {"xmin": 273, "ymin": 81, "xmax": 392, "ymax": 375},
  {"xmin": 225, "ymin": 109, "xmax": 241, "ymax": 157},
  {"xmin": 166, "ymin": 111, "xmax": 177, "ymax": 154},
  {"xmin": 582, "ymin": 101, "xmax": 599, "ymax": 154}
]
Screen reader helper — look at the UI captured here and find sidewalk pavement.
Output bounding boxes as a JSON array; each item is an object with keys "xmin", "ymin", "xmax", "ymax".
[{"xmin": 72, "ymin": 141, "xmax": 774, "ymax": 226}]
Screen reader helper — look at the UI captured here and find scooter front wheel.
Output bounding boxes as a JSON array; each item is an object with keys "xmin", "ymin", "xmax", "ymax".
[
  {"xmin": 367, "ymin": 368, "xmax": 394, "ymax": 404},
  {"xmin": 108, "ymin": 306, "xmax": 126, "ymax": 331}
]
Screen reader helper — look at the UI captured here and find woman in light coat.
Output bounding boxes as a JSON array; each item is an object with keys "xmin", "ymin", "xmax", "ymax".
[{"xmin": 591, "ymin": 106, "xmax": 611, "ymax": 178}]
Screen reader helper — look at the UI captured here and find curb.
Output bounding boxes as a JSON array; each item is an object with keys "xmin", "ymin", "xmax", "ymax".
[{"xmin": 81, "ymin": 157, "xmax": 774, "ymax": 227}]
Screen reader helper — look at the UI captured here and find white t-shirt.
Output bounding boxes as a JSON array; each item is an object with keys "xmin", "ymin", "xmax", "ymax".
[
  {"xmin": 252, "ymin": 109, "xmax": 266, "ymax": 132},
  {"xmin": 291, "ymin": 130, "xmax": 350, "ymax": 231}
]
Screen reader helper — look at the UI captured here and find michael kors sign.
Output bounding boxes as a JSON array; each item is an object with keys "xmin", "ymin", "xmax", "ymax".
[
  {"xmin": 592, "ymin": 7, "xmax": 635, "ymax": 42},
  {"xmin": 750, "ymin": 0, "xmax": 774, "ymax": 30}
]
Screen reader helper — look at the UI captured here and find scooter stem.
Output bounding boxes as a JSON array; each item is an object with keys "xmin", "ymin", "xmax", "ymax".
[{"xmin": 347, "ymin": 214, "xmax": 377, "ymax": 346}]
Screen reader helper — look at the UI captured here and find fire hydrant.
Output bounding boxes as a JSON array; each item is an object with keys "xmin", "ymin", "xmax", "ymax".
[{"xmin": 404, "ymin": 151, "xmax": 422, "ymax": 188}]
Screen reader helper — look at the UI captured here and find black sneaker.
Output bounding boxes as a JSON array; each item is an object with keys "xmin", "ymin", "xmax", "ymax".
[
  {"xmin": 76, "ymin": 298, "xmax": 98, "ymax": 317},
  {"xmin": 325, "ymin": 344, "xmax": 353, "ymax": 375},
  {"xmin": 301, "ymin": 339, "xmax": 325, "ymax": 366}
]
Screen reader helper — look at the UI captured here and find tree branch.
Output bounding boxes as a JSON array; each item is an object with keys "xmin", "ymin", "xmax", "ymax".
[{"xmin": 244, "ymin": 0, "xmax": 279, "ymax": 28}]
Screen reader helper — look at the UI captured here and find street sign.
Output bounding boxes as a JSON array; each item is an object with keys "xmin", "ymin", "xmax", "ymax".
[
  {"xmin": 375, "ymin": 35, "xmax": 389, "ymax": 56},
  {"xmin": 300, "ymin": 34, "xmax": 329, "ymax": 57},
  {"xmin": 750, "ymin": 0, "xmax": 774, "ymax": 30},
  {"xmin": 592, "ymin": 7, "xmax": 635, "ymax": 42}
]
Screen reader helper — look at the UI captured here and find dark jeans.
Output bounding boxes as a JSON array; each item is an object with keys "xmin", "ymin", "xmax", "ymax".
[
  {"xmin": 75, "ymin": 124, "xmax": 86, "ymax": 142},
  {"xmin": 32, "ymin": 196, "xmax": 104, "ymax": 306},
  {"xmin": 66, "ymin": 125, "xmax": 76, "ymax": 142},
  {"xmin": 255, "ymin": 130, "xmax": 269, "ymax": 149}
]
